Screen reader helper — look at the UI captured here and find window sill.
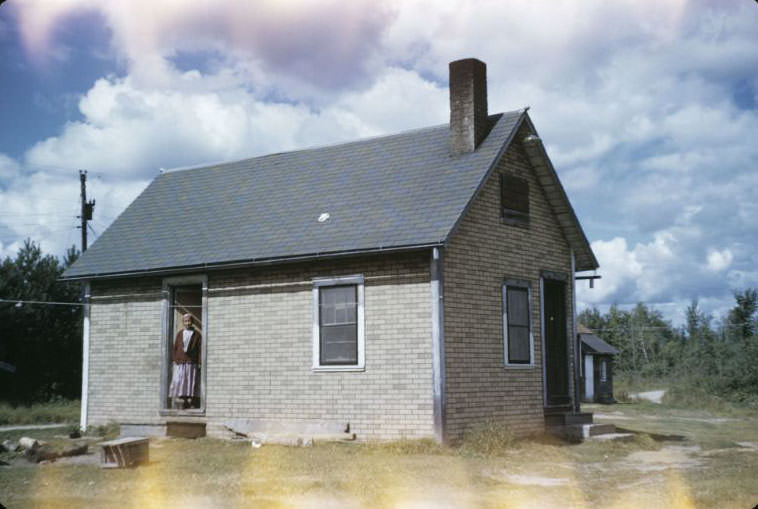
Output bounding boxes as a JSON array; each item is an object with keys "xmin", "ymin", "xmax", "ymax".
[
  {"xmin": 159, "ymin": 408, "xmax": 206, "ymax": 417},
  {"xmin": 502, "ymin": 217, "xmax": 530, "ymax": 229},
  {"xmin": 502, "ymin": 208, "xmax": 530, "ymax": 228},
  {"xmin": 503, "ymin": 364, "xmax": 535, "ymax": 370},
  {"xmin": 312, "ymin": 365, "xmax": 365, "ymax": 372}
]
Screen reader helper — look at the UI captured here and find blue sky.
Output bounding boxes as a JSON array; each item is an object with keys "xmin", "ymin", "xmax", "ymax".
[{"xmin": 0, "ymin": 0, "xmax": 757, "ymax": 325}]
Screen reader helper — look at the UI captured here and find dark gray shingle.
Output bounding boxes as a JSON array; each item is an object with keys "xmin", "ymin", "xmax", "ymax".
[
  {"xmin": 581, "ymin": 334, "xmax": 620, "ymax": 355},
  {"xmin": 65, "ymin": 112, "xmax": 523, "ymax": 278}
]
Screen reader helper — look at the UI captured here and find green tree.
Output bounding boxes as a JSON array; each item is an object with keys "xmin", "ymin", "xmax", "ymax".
[
  {"xmin": 0, "ymin": 240, "xmax": 82, "ymax": 403},
  {"xmin": 579, "ymin": 295, "xmax": 758, "ymax": 407},
  {"xmin": 726, "ymin": 289, "xmax": 757, "ymax": 341}
]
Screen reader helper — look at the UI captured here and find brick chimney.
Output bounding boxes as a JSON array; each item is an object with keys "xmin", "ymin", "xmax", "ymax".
[{"xmin": 449, "ymin": 58, "xmax": 488, "ymax": 155}]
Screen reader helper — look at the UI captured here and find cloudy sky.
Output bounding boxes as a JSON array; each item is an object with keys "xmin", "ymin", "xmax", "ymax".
[{"xmin": 1, "ymin": 0, "xmax": 756, "ymax": 324}]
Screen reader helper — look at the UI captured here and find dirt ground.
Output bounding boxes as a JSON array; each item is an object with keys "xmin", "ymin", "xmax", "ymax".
[{"xmin": 1, "ymin": 402, "xmax": 757, "ymax": 508}]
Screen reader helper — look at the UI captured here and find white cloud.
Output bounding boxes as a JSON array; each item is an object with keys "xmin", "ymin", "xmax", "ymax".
[
  {"xmin": 0, "ymin": 169, "xmax": 84, "ymax": 259},
  {"xmin": 14, "ymin": 0, "xmax": 395, "ymax": 98},
  {"xmin": 4, "ymin": 0, "xmax": 758, "ymax": 327},
  {"xmin": 0, "ymin": 154, "xmax": 21, "ymax": 183},
  {"xmin": 706, "ymin": 249, "xmax": 733, "ymax": 272},
  {"xmin": 23, "ymin": 64, "xmax": 446, "ymax": 181}
]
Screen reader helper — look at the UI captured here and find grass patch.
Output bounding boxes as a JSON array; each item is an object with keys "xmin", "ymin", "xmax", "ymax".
[
  {"xmin": 663, "ymin": 383, "xmax": 758, "ymax": 415},
  {"xmin": 1, "ymin": 402, "xmax": 757, "ymax": 508},
  {"xmin": 0, "ymin": 399, "xmax": 80, "ymax": 425},
  {"xmin": 458, "ymin": 420, "xmax": 516, "ymax": 456},
  {"xmin": 361, "ymin": 437, "xmax": 446, "ymax": 455}
]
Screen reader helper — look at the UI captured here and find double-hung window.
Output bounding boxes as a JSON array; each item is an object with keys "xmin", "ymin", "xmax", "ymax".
[
  {"xmin": 503, "ymin": 279, "xmax": 533, "ymax": 366},
  {"xmin": 312, "ymin": 275, "xmax": 365, "ymax": 371}
]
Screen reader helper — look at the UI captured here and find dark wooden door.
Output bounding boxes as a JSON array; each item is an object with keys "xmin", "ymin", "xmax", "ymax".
[{"xmin": 544, "ymin": 279, "xmax": 570, "ymax": 406}]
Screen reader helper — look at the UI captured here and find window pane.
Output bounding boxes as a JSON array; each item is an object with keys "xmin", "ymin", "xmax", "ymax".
[
  {"xmin": 507, "ymin": 287, "xmax": 529, "ymax": 327},
  {"xmin": 508, "ymin": 326, "xmax": 530, "ymax": 363},
  {"xmin": 502, "ymin": 175, "xmax": 529, "ymax": 214},
  {"xmin": 321, "ymin": 324, "xmax": 358, "ymax": 364},
  {"xmin": 320, "ymin": 285, "xmax": 357, "ymax": 326}
]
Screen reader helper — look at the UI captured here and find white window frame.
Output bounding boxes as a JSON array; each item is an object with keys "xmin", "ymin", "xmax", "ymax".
[
  {"xmin": 312, "ymin": 275, "xmax": 365, "ymax": 372},
  {"xmin": 502, "ymin": 279, "xmax": 535, "ymax": 368}
]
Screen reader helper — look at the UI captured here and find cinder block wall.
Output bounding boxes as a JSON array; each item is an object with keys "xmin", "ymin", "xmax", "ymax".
[
  {"xmin": 88, "ymin": 278, "xmax": 164, "ymax": 427},
  {"xmin": 206, "ymin": 252, "xmax": 433, "ymax": 439},
  {"xmin": 443, "ymin": 127, "xmax": 575, "ymax": 439},
  {"xmin": 87, "ymin": 251, "xmax": 434, "ymax": 440}
]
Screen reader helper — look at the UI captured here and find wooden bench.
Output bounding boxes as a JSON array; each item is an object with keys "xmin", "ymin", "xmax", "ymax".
[{"xmin": 100, "ymin": 437, "xmax": 149, "ymax": 468}]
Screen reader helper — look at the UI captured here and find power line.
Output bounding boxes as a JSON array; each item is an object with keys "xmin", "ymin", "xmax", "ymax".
[
  {"xmin": 0, "ymin": 298, "xmax": 84, "ymax": 307},
  {"xmin": 0, "ymin": 212, "xmax": 79, "ymax": 218},
  {"xmin": 588, "ymin": 322, "xmax": 756, "ymax": 332},
  {"xmin": 0, "ymin": 298, "xmax": 200, "ymax": 310}
]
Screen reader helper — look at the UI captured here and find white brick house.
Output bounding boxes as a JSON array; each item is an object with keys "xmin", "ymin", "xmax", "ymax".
[{"xmin": 64, "ymin": 58, "xmax": 598, "ymax": 442}]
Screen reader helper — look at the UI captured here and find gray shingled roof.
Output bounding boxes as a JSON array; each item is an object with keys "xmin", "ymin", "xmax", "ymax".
[
  {"xmin": 580, "ymin": 333, "xmax": 619, "ymax": 355},
  {"xmin": 64, "ymin": 110, "xmax": 597, "ymax": 279}
]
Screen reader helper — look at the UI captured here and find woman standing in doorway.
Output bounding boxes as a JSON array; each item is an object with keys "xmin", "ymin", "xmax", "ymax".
[{"xmin": 169, "ymin": 313, "xmax": 201, "ymax": 409}]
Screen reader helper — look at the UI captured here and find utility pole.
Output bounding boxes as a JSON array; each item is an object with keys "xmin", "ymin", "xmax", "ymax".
[{"xmin": 79, "ymin": 170, "xmax": 95, "ymax": 252}]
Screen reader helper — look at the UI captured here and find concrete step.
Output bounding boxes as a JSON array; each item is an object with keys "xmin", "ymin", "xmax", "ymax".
[
  {"xmin": 547, "ymin": 423, "xmax": 616, "ymax": 442},
  {"xmin": 588, "ymin": 423, "xmax": 616, "ymax": 436},
  {"xmin": 544, "ymin": 414, "xmax": 565, "ymax": 427},
  {"xmin": 544, "ymin": 412, "xmax": 594, "ymax": 427},
  {"xmin": 588, "ymin": 432, "xmax": 636, "ymax": 443},
  {"xmin": 564, "ymin": 412, "xmax": 594, "ymax": 425}
]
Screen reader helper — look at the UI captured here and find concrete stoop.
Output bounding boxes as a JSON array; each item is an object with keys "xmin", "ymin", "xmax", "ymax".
[{"xmin": 545, "ymin": 411, "xmax": 629, "ymax": 442}]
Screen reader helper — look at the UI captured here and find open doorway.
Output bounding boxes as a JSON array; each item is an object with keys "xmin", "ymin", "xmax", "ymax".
[{"xmin": 163, "ymin": 281, "xmax": 205, "ymax": 411}]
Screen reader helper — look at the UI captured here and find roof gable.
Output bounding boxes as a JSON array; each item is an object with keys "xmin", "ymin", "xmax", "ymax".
[{"xmin": 64, "ymin": 109, "xmax": 597, "ymax": 279}]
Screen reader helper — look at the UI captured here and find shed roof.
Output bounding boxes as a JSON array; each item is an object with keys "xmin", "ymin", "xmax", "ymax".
[
  {"xmin": 580, "ymin": 330, "xmax": 619, "ymax": 355},
  {"xmin": 64, "ymin": 110, "xmax": 597, "ymax": 279}
]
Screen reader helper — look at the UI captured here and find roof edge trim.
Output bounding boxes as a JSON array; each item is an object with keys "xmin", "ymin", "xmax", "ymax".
[
  {"xmin": 61, "ymin": 242, "xmax": 443, "ymax": 281},
  {"xmin": 520, "ymin": 125, "xmax": 599, "ymax": 271}
]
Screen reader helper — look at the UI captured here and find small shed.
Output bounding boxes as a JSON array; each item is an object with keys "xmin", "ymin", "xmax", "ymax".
[{"xmin": 578, "ymin": 324, "xmax": 618, "ymax": 404}]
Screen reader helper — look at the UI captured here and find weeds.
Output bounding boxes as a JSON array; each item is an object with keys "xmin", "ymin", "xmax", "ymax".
[
  {"xmin": 85, "ymin": 421, "xmax": 120, "ymax": 439},
  {"xmin": 0, "ymin": 399, "xmax": 80, "ymax": 425},
  {"xmin": 458, "ymin": 420, "xmax": 516, "ymax": 456},
  {"xmin": 362, "ymin": 438, "xmax": 446, "ymax": 455}
]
